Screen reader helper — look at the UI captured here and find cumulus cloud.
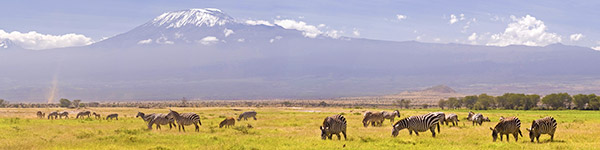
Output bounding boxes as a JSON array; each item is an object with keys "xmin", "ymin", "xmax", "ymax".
[
  {"xmin": 486, "ymin": 15, "xmax": 561, "ymax": 47},
  {"xmin": 468, "ymin": 33, "xmax": 478, "ymax": 44},
  {"xmin": 569, "ymin": 33, "xmax": 583, "ymax": 41},
  {"xmin": 244, "ymin": 20, "xmax": 274, "ymax": 26},
  {"xmin": 0, "ymin": 30, "xmax": 93, "ymax": 50},
  {"xmin": 237, "ymin": 38, "xmax": 245, "ymax": 42},
  {"xmin": 396, "ymin": 14, "xmax": 407, "ymax": 21},
  {"xmin": 137, "ymin": 39, "xmax": 153, "ymax": 44},
  {"xmin": 325, "ymin": 30, "xmax": 343, "ymax": 39},
  {"xmin": 274, "ymin": 19, "xmax": 322, "ymax": 38},
  {"xmin": 223, "ymin": 28, "xmax": 234, "ymax": 37},
  {"xmin": 449, "ymin": 14, "xmax": 458, "ymax": 24},
  {"xmin": 591, "ymin": 46, "xmax": 600, "ymax": 51},
  {"xmin": 198, "ymin": 36, "xmax": 219, "ymax": 45},
  {"xmin": 353, "ymin": 28, "xmax": 360, "ymax": 37}
]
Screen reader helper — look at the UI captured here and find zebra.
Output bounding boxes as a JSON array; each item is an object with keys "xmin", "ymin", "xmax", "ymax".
[
  {"xmin": 526, "ymin": 116, "xmax": 557, "ymax": 143},
  {"xmin": 76, "ymin": 111, "xmax": 91, "ymax": 119},
  {"xmin": 428, "ymin": 112, "xmax": 445, "ymax": 132},
  {"xmin": 138, "ymin": 112, "xmax": 177, "ymax": 130},
  {"xmin": 362, "ymin": 111, "xmax": 385, "ymax": 127},
  {"xmin": 167, "ymin": 109, "xmax": 202, "ymax": 132},
  {"xmin": 467, "ymin": 111, "xmax": 475, "ymax": 121},
  {"xmin": 36, "ymin": 111, "xmax": 45, "ymax": 119},
  {"xmin": 92, "ymin": 112, "xmax": 101, "ymax": 119},
  {"xmin": 443, "ymin": 113, "xmax": 460, "ymax": 126},
  {"xmin": 106, "ymin": 114, "xmax": 118, "ymax": 120},
  {"xmin": 47, "ymin": 111, "xmax": 59, "ymax": 119},
  {"xmin": 490, "ymin": 116, "xmax": 523, "ymax": 142},
  {"xmin": 483, "ymin": 117, "xmax": 491, "ymax": 122},
  {"xmin": 382, "ymin": 110, "xmax": 401, "ymax": 123},
  {"xmin": 219, "ymin": 117, "xmax": 236, "ymax": 128},
  {"xmin": 471, "ymin": 113, "xmax": 484, "ymax": 126},
  {"xmin": 58, "ymin": 111, "xmax": 69, "ymax": 119},
  {"xmin": 392, "ymin": 113, "xmax": 440, "ymax": 137},
  {"xmin": 320, "ymin": 114, "xmax": 347, "ymax": 140},
  {"xmin": 237, "ymin": 111, "xmax": 257, "ymax": 121}
]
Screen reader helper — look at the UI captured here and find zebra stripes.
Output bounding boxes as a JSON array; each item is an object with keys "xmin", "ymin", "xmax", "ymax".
[
  {"xmin": 76, "ymin": 111, "xmax": 91, "ymax": 119},
  {"xmin": 47, "ymin": 111, "xmax": 58, "ymax": 119},
  {"xmin": 36, "ymin": 111, "xmax": 45, "ymax": 119},
  {"xmin": 392, "ymin": 113, "xmax": 440, "ymax": 137},
  {"xmin": 526, "ymin": 116, "xmax": 557, "ymax": 142},
  {"xmin": 428, "ymin": 112, "xmax": 445, "ymax": 132},
  {"xmin": 58, "ymin": 111, "xmax": 69, "ymax": 119},
  {"xmin": 237, "ymin": 111, "xmax": 257, "ymax": 121},
  {"xmin": 444, "ymin": 113, "xmax": 459, "ymax": 126},
  {"xmin": 106, "ymin": 114, "xmax": 118, "ymax": 120},
  {"xmin": 320, "ymin": 114, "xmax": 347, "ymax": 140},
  {"xmin": 168, "ymin": 109, "xmax": 202, "ymax": 132},
  {"xmin": 490, "ymin": 116, "xmax": 522, "ymax": 142},
  {"xmin": 471, "ymin": 113, "xmax": 484, "ymax": 126},
  {"xmin": 219, "ymin": 117, "xmax": 236, "ymax": 128},
  {"xmin": 92, "ymin": 112, "xmax": 101, "ymax": 119},
  {"xmin": 362, "ymin": 111, "xmax": 384, "ymax": 127},
  {"xmin": 382, "ymin": 110, "xmax": 401, "ymax": 123},
  {"xmin": 138, "ymin": 112, "xmax": 177, "ymax": 130}
]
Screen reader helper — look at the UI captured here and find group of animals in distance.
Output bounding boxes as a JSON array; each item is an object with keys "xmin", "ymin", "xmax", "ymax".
[
  {"xmin": 320, "ymin": 110, "xmax": 557, "ymax": 143},
  {"xmin": 35, "ymin": 110, "xmax": 257, "ymax": 132}
]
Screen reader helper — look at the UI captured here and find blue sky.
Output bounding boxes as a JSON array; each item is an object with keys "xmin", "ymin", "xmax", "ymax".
[{"xmin": 1, "ymin": 0, "xmax": 599, "ymax": 49}]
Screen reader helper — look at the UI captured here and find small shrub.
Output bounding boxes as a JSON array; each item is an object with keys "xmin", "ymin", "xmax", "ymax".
[{"xmin": 353, "ymin": 112, "xmax": 361, "ymax": 115}]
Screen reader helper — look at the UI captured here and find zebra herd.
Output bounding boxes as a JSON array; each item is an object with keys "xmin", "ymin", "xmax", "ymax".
[
  {"xmin": 36, "ymin": 110, "xmax": 117, "ymax": 120},
  {"xmin": 137, "ymin": 110, "xmax": 258, "ymax": 132},
  {"xmin": 321, "ymin": 110, "xmax": 558, "ymax": 142}
]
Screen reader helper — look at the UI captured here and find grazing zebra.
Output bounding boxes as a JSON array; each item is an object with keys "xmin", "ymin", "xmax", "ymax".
[
  {"xmin": 138, "ymin": 112, "xmax": 177, "ymax": 130},
  {"xmin": 471, "ymin": 113, "xmax": 484, "ymax": 126},
  {"xmin": 76, "ymin": 111, "xmax": 91, "ymax": 119},
  {"xmin": 320, "ymin": 114, "xmax": 347, "ymax": 140},
  {"xmin": 526, "ymin": 116, "xmax": 557, "ymax": 142},
  {"xmin": 467, "ymin": 111, "xmax": 475, "ymax": 121},
  {"xmin": 483, "ymin": 117, "xmax": 491, "ymax": 122},
  {"xmin": 428, "ymin": 112, "xmax": 445, "ymax": 132},
  {"xmin": 490, "ymin": 116, "xmax": 523, "ymax": 142},
  {"xmin": 36, "ymin": 111, "xmax": 46, "ymax": 119},
  {"xmin": 58, "ymin": 111, "xmax": 69, "ymax": 119},
  {"xmin": 47, "ymin": 111, "xmax": 59, "ymax": 119},
  {"xmin": 92, "ymin": 112, "xmax": 101, "ymax": 119},
  {"xmin": 362, "ymin": 111, "xmax": 385, "ymax": 127},
  {"xmin": 444, "ymin": 113, "xmax": 460, "ymax": 126},
  {"xmin": 106, "ymin": 114, "xmax": 118, "ymax": 120},
  {"xmin": 167, "ymin": 109, "xmax": 202, "ymax": 132},
  {"xmin": 392, "ymin": 113, "xmax": 440, "ymax": 137},
  {"xmin": 382, "ymin": 110, "xmax": 401, "ymax": 123},
  {"xmin": 237, "ymin": 111, "xmax": 257, "ymax": 121},
  {"xmin": 219, "ymin": 117, "xmax": 236, "ymax": 128}
]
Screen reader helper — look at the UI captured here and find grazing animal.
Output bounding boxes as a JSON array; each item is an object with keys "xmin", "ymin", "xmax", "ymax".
[
  {"xmin": 167, "ymin": 109, "xmax": 202, "ymax": 132},
  {"xmin": 137, "ymin": 112, "xmax": 176, "ymax": 129},
  {"xmin": 467, "ymin": 111, "xmax": 475, "ymax": 121},
  {"xmin": 362, "ymin": 111, "xmax": 385, "ymax": 127},
  {"xmin": 382, "ymin": 110, "xmax": 401, "ymax": 123},
  {"xmin": 76, "ymin": 111, "xmax": 91, "ymax": 119},
  {"xmin": 392, "ymin": 113, "xmax": 440, "ymax": 137},
  {"xmin": 92, "ymin": 112, "xmax": 101, "ymax": 119},
  {"xmin": 483, "ymin": 117, "xmax": 491, "ymax": 122},
  {"xmin": 428, "ymin": 112, "xmax": 445, "ymax": 132},
  {"xmin": 147, "ymin": 113, "xmax": 177, "ymax": 130},
  {"xmin": 471, "ymin": 113, "xmax": 484, "ymax": 126},
  {"xmin": 36, "ymin": 111, "xmax": 46, "ymax": 119},
  {"xmin": 219, "ymin": 117, "xmax": 236, "ymax": 128},
  {"xmin": 47, "ymin": 111, "xmax": 59, "ymax": 119},
  {"xmin": 106, "ymin": 114, "xmax": 119, "ymax": 120},
  {"xmin": 58, "ymin": 111, "xmax": 69, "ymax": 119},
  {"xmin": 320, "ymin": 114, "xmax": 347, "ymax": 140},
  {"xmin": 526, "ymin": 116, "xmax": 557, "ymax": 143},
  {"xmin": 444, "ymin": 114, "xmax": 460, "ymax": 126},
  {"xmin": 237, "ymin": 111, "xmax": 257, "ymax": 121},
  {"xmin": 490, "ymin": 116, "xmax": 523, "ymax": 142}
]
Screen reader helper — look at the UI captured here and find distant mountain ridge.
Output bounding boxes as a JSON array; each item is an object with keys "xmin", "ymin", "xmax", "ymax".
[{"xmin": 421, "ymin": 85, "xmax": 456, "ymax": 93}]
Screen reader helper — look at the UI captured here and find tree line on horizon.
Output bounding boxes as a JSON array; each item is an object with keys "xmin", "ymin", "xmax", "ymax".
[{"xmin": 438, "ymin": 93, "xmax": 600, "ymax": 110}]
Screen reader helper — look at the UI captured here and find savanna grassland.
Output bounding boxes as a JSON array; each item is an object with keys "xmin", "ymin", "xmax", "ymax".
[{"xmin": 0, "ymin": 107, "xmax": 599, "ymax": 150}]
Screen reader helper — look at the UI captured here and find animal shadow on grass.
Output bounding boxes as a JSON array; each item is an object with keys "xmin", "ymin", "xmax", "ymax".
[{"xmin": 534, "ymin": 139, "xmax": 566, "ymax": 144}]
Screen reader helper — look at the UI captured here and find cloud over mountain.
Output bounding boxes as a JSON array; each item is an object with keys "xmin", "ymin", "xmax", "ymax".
[{"xmin": 0, "ymin": 30, "xmax": 92, "ymax": 50}]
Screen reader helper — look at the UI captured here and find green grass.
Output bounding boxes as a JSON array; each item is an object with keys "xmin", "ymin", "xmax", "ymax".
[{"xmin": 0, "ymin": 107, "xmax": 599, "ymax": 150}]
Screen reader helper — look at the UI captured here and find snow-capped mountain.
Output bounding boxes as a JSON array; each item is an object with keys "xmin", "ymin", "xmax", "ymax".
[
  {"xmin": 149, "ymin": 8, "xmax": 234, "ymax": 28},
  {"xmin": 0, "ymin": 39, "xmax": 20, "ymax": 50}
]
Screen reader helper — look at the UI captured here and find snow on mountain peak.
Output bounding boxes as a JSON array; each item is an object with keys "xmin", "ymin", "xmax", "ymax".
[{"xmin": 150, "ymin": 8, "xmax": 234, "ymax": 28}]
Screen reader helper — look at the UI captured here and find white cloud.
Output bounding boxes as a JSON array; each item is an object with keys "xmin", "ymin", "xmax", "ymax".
[
  {"xmin": 237, "ymin": 38, "xmax": 245, "ymax": 42},
  {"xmin": 244, "ymin": 20, "xmax": 274, "ymax": 26},
  {"xmin": 137, "ymin": 39, "xmax": 153, "ymax": 44},
  {"xmin": 449, "ymin": 14, "xmax": 458, "ymax": 24},
  {"xmin": 269, "ymin": 39, "xmax": 275, "ymax": 43},
  {"xmin": 460, "ymin": 14, "xmax": 465, "ymax": 21},
  {"xmin": 434, "ymin": 38, "xmax": 441, "ymax": 42},
  {"xmin": 569, "ymin": 33, "xmax": 583, "ymax": 41},
  {"xmin": 325, "ymin": 30, "xmax": 343, "ymax": 39},
  {"xmin": 353, "ymin": 28, "xmax": 360, "ymax": 37},
  {"xmin": 468, "ymin": 33, "xmax": 478, "ymax": 44},
  {"xmin": 156, "ymin": 36, "xmax": 174, "ymax": 44},
  {"xmin": 0, "ymin": 30, "xmax": 93, "ymax": 50},
  {"xmin": 198, "ymin": 36, "xmax": 219, "ymax": 45},
  {"xmin": 396, "ymin": 14, "xmax": 407, "ymax": 21},
  {"xmin": 591, "ymin": 46, "xmax": 600, "ymax": 51},
  {"xmin": 274, "ymin": 19, "xmax": 322, "ymax": 38},
  {"xmin": 486, "ymin": 15, "xmax": 561, "ymax": 47},
  {"xmin": 223, "ymin": 28, "xmax": 234, "ymax": 37}
]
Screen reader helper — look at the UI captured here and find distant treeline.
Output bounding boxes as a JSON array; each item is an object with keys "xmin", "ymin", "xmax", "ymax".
[{"xmin": 438, "ymin": 93, "xmax": 600, "ymax": 110}]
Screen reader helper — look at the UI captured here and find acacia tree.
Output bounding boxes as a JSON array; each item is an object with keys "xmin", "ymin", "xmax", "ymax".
[
  {"xmin": 573, "ymin": 94, "xmax": 594, "ymax": 110},
  {"xmin": 59, "ymin": 98, "xmax": 71, "ymax": 108},
  {"xmin": 438, "ymin": 99, "xmax": 446, "ymax": 110},
  {"xmin": 542, "ymin": 93, "xmax": 572, "ymax": 109}
]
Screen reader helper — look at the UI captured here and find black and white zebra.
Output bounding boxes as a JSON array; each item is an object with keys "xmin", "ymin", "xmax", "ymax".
[
  {"xmin": 76, "ymin": 111, "xmax": 91, "ymax": 119},
  {"xmin": 428, "ymin": 112, "xmax": 445, "ymax": 132},
  {"xmin": 58, "ymin": 111, "xmax": 69, "ymax": 119},
  {"xmin": 47, "ymin": 111, "xmax": 58, "ymax": 119},
  {"xmin": 444, "ymin": 113, "xmax": 460, "ymax": 126},
  {"xmin": 382, "ymin": 110, "xmax": 401, "ymax": 123},
  {"xmin": 219, "ymin": 117, "xmax": 236, "ymax": 128},
  {"xmin": 471, "ymin": 113, "xmax": 484, "ymax": 126},
  {"xmin": 138, "ymin": 112, "xmax": 177, "ymax": 130},
  {"xmin": 36, "ymin": 111, "xmax": 45, "ymax": 119},
  {"xmin": 392, "ymin": 113, "xmax": 440, "ymax": 137},
  {"xmin": 526, "ymin": 116, "xmax": 557, "ymax": 142},
  {"xmin": 320, "ymin": 114, "xmax": 347, "ymax": 140},
  {"xmin": 237, "ymin": 111, "xmax": 257, "ymax": 121},
  {"xmin": 483, "ymin": 117, "xmax": 491, "ymax": 122},
  {"xmin": 106, "ymin": 114, "xmax": 118, "ymax": 120},
  {"xmin": 467, "ymin": 111, "xmax": 475, "ymax": 121},
  {"xmin": 167, "ymin": 109, "xmax": 202, "ymax": 132},
  {"xmin": 92, "ymin": 112, "xmax": 101, "ymax": 119},
  {"xmin": 362, "ymin": 111, "xmax": 384, "ymax": 127},
  {"xmin": 490, "ymin": 116, "xmax": 523, "ymax": 142}
]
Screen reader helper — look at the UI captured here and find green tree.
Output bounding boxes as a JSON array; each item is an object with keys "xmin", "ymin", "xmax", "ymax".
[
  {"xmin": 523, "ymin": 94, "xmax": 540, "ymax": 110},
  {"xmin": 541, "ymin": 93, "xmax": 572, "ymax": 109},
  {"xmin": 73, "ymin": 99, "xmax": 81, "ymax": 108},
  {"xmin": 573, "ymin": 94, "xmax": 591, "ymax": 110},
  {"xmin": 438, "ymin": 99, "xmax": 446, "ymax": 110},
  {"xmin": 462, "ymin": 95, "xmax": 478, "ymax": 109},
  {"xmin": 0, "ymin": 99, "xmax": 6, "ymax": 108},
  {"xmin": 400, "ymin": 99, "xmax": 412, "ymax": 109},
  {"xmin": 474, "ymin": 94, "xmax": 494, "ymax": 110},
  {"xmin": 588, "ymin": 96, "xmax": 600, "ymax": 110},
  {"xmin": 446, "ymin": 97, "xmax": 462, "ymax": 109},
  {"xmin": 59, "ymin": 98, "xmax": 71, "ymax": 108}
]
